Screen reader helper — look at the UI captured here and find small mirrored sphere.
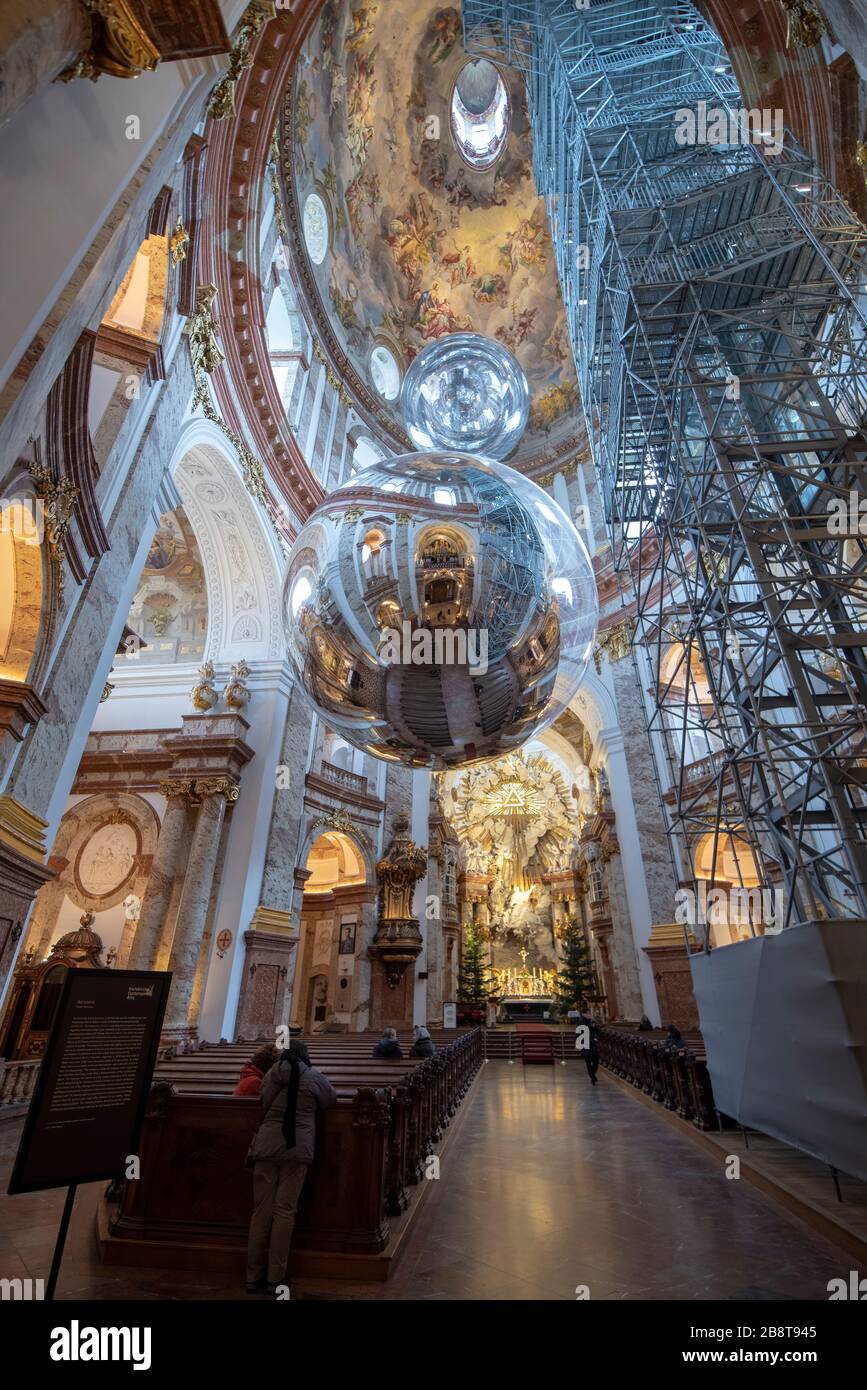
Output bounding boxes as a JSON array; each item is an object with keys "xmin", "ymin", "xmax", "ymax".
[
  {"xmin": 282, "ymin": 451, "xmax": 598, "ymax": 771},
  {"xmin": 401, "ymin": 334, "xmax": 529, "ymax": 460}
]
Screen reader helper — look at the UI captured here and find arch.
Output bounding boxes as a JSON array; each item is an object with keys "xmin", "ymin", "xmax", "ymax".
[
  {"xmin": 175, "ymin": 444, "xmax": 282, "ymax": 663},
  {"xmin": 304, "ymin": 830, "xmax": 366, "ymax": 890},
  {"xmin": 296, "ymin": 817, "xmax": 376, "ymax": 890},
  {"xmin": 568, "ymin": 666, "xmax": 619, "ymax": 748},
  {"xmin": 694, "ymin": 830, "xmax": 761, "ymax": 887},
  {"xmin": 0, "ymin": 496, "xmax": 44, "ymax": 683},
  {"xmin": 163, "ymin": 420, "xmax": 285, "ymax": 665}
]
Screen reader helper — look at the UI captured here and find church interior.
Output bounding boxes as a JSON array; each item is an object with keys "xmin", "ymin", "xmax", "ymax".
[{"xmin": 1, "ymin": 0, "xmax": 867, "ymax": 1322}]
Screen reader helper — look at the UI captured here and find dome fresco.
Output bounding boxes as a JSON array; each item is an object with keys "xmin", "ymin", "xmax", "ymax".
[{"xmin": 285, "ymin": 0, "xmax": 582, "ymax": 460}]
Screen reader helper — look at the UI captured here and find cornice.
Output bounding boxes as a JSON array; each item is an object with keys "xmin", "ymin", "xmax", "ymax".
[{"xmin": 198, "ymin": 2, "xmax": 326, "ymax": 525}]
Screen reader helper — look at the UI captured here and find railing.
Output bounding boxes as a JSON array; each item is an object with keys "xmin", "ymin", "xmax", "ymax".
[
  {"xmin": 320, "ymin": 760, "xmax": 368, "ymax": 795},
  {"xmin": 0, "ymin": 1058, "xmax": 40, "ymax": 1108}
]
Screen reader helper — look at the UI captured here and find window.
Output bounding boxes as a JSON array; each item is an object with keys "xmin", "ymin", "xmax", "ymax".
[
  {"xmin": 588, "ymin": 866, "xmax": 605, "ymax": 904},
  {"xmin": 370, "ymin": 344, "xmax": 401, "ymax": 401},
  {"xmin": 450, "ymin": 60, "xmax": 510, "ymax": 170},
  {"xmin": 433, "ymin": 486, "xmax": 456, "ymax": 507},
  {"xmin": 303, "ymin": 192, "xmax": 330, "ymax": 266},
  {"xmin": 290, "ymin": 573, "xmax": 313, "ymax": 618}
]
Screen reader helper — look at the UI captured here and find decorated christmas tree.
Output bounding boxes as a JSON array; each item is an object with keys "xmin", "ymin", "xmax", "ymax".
[
  {"xmin": 555, "ymin": 917, "xmax": 598, "ymax": 1011},
  {"xmin": 457, "ymin": 923, "xmax": 494, "ymax": 1005}
]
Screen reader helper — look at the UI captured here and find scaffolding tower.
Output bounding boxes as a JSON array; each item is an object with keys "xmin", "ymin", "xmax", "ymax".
[{"xmin": 464, "ymin": 0, "xmax": 867, "ymax": 937}]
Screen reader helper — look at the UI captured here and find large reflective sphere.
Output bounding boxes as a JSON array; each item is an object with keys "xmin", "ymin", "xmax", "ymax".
[
  {"xmin": 401, "ymin": 334, "xmax": 529, "ymax": 459},
  {"xmin": 282, "ymin": 451, "xmax": 598, "ymax": 770}
]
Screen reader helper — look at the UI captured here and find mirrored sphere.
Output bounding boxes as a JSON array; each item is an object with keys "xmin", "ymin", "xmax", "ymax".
[
  {"xmin": 400, "ymin": 334, "xmax": 529, "ymax": 460},
  {"xmin": 282, "ymin": 451, "xmax": 598, "ymax": 771}
]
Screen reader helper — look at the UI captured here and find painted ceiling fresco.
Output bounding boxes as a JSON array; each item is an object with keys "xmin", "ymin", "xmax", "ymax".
[{"xmin": 289, "ymin": 0, "xmax": 581, "ymax": 455}]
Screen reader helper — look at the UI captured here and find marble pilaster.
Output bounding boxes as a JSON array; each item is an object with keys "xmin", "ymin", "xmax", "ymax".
[
  {"xmin": 25, "ymin": 864, "xmax": 69, "ymax": 961},
  {"xmin": 126, "ymin": 790, "xmax": 191, "ymax": 972},
  {"xmin": 161, "ymin": 784, "xmax": 233, "ymax": 1039}
]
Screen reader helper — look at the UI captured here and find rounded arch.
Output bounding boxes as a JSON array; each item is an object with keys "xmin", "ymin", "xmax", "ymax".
[
  {"xmin": 0, "ymin": 467, "xmax": 55, "ymax": 693},
  {"xmin": 0, "ymin": 502, "xmax": 43, "ymax": 682},
  {"xmin": 568, "ymin": 666, "xmax": 619, "ymax": 747},
  {"xmin": 166, "ymin": 420, "xmax": 285, "ymax": 664},
  {"xmin": 296, "ymin": 817, "xmax": 376, "ymax": 890},
  {"xmin": 304, "ymin": 830, "xmax": 366, "ymax": 890}
]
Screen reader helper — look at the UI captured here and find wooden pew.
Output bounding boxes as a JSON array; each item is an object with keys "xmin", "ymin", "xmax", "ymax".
[
  {"xmin": 595, "ymin": 1024, "xmax": 716, "ymax": 1130},
  {"xmin": 101, "ymin": 1029, "xmax": 483, "ymax": 1279}
]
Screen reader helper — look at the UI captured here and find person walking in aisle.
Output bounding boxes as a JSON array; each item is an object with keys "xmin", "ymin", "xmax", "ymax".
[{"xmin": 575, "ymin": 1003, "xmax": 600, "ymax": 1085}]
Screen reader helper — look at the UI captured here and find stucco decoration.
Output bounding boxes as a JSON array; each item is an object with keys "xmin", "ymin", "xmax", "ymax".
[
  {"xmin": 444, "ymin": 749, "xmax": 577, "ymax": 882},
  {"xmin": 76, "ymin": 821, "xmax": 138, "ymax": 899},
  {"xmin": 286, "ymin": 0, "xmax": 581, "ymax": 461},
  {"xmin": 122, "ymin": 507, "xmax": 208, "ymax": 665}
]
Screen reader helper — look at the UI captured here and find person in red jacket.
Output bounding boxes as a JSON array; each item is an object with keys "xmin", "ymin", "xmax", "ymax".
[{"xmin": 234, "ymin": 1045, "xmax": 278, "ymax": 1098}]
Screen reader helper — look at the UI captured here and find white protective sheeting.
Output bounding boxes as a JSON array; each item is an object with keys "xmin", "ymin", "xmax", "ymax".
[{"xmin": 690, "ymin": 921, "xmax": 867, "ymax": 1181}]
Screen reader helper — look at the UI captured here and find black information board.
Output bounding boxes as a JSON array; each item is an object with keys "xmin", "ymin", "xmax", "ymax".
[{"xmin": 8, "ymin": 968, "xmax": 171, "ymax": 1195}]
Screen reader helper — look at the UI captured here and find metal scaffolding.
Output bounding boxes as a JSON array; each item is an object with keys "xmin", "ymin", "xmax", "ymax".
[{"xmin": 464, "ymin": 0, "xmax": 867, "ymax": 936}]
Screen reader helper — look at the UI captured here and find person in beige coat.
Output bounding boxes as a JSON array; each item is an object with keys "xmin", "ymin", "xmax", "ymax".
[{"xmin": 245, "ymin": 1040, "xmax": 337, "ymax": 1293}]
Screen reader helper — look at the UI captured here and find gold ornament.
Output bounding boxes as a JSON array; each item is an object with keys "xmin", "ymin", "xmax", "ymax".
[
  {"xmin": 193, "ymin": 777, "xmax": 240, "ymax": 803},
  {"xmin": 185, "ymin": 284, "xmax": 225, "ymax": 376},
  {"xmin": 170, "ymin": 218, "xmax": 190, "ymax": 266},
  {"xmin": 58, "ymin": 0, "xmax": 160, "ymax": 83},
  {"xmin": 191, "ymin": 660, "xmax": 219, "ymax": 712},
  {"xmin": 224, "ymin": 659, "xmax": 252, "ymax": 711},
  {"xmin": 207, "ymin": 2, "xmax": 277, "ymax": 121},
  {"xmin": 159, "ymin": 778, "xmax": 194, "ymax": 801},
  {"xmin": 593, "ymin": 617, "xmax": 635, "ymax": 674},
  {"xmin": 29, "ymin": 462, "xmax": 78, "ymax": 594},
  {"xmin": 778, "ymin": 0, "xmax": 826, "ymax": 48}
]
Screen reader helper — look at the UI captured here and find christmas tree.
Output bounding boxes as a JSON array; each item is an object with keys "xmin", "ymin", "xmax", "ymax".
[
  {"xmin": 457, "ymin": 923, "xmax": 494, "ymax": 1005},
  {"xmin": 555, "ymin": 917, "xmax": 598, "ymax": 1011}
]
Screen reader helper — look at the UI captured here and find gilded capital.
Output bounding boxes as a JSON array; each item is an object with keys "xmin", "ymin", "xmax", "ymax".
[
  {"xmin": 193, "ymin": 776, "xmax": 241, "ymax": 804},
  {"xmin": 159, "ymin": 778, "xmax": 194, "ymax": 802}
]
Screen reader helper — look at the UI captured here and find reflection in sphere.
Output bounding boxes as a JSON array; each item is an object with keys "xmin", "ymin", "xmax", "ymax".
[
  {"xmin": 282, "ymin": 451, "xmax": 598, "ymax": 771},
  {"xmin": 400, "ymin": 334, "xmax": 529, "ymax": 460}
]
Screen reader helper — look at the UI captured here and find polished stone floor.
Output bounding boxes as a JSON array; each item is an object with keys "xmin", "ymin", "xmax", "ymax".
[{"xmin": 0, "ymin": 1064, "xmax": 860, "ymax": 1300}]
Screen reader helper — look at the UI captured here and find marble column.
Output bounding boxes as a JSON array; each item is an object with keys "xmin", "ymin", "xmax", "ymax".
[
  {"xmin": 26, "ymin": 865, "xmax": 69, "ymax": 960},
  {"xmin": 349, "ymin": 893, "xmax": 377, "ymax": 1033},
  {"xmin": 188, "ymin": 800, "xmax": 234, "ymax": 1033},
  {"xmin": 0, "ymin": 0, "xmax": 89, "ymax": 129},
  {"xmin": 126, "ymin": 786, "xmax": 192, "ymax": 972},
  {"xmin": 605, "ymin": 850, "xmax": 645, "ymax": 1020},
  {"xmin": 161, "ymin": 782, "xmax": 236, "ymax": 1039}
]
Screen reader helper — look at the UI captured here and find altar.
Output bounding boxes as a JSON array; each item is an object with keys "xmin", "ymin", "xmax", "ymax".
[{"xmin": 492, "ymin": 949, "xmax": 557, "ymax": 1022}]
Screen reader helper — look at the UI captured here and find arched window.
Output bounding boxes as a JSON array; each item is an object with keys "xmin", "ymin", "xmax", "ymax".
[{"xmin": 290, "ymin": 572, "xmax": 313, "ymax": 618}]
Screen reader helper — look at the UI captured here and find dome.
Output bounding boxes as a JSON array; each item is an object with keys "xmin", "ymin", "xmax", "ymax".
[
  {"xmin": 49, "ymin": 913, "xmax": 105, "ymax": 967},
  {"xmin": 281, "ymin": 0, "xmax": 582, "ymax": 464}
]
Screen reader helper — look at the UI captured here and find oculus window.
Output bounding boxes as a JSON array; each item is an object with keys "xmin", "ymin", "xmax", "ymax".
[{"xmin": 450, "ymin": 60, "xmax": 510, "ymax": 170}]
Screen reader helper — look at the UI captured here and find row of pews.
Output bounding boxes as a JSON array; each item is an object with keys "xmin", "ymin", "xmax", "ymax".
[
  {"xmin": 596, "ymin": 1025, "xmax": 716, "ymax": 1130},
  {"xmin": 100, "ymin": 1029, "xmax": 482, "ymax": 1280}
]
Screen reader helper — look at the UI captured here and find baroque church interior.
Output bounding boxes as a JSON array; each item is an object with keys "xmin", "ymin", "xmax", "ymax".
[{"xmin": 1, "ymin": 0, "xmax": 867, "ymax": 1334}]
